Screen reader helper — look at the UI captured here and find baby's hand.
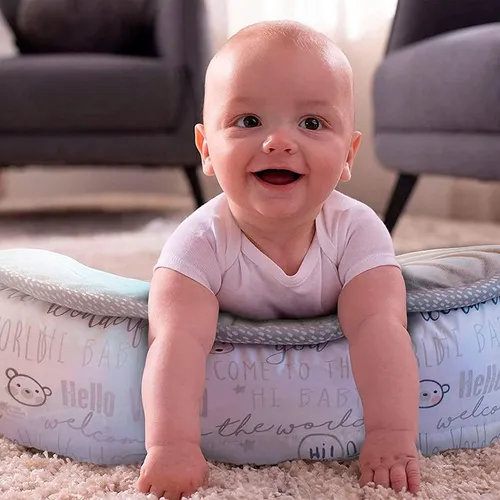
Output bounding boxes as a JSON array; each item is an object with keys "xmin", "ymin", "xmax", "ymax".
[
  {"xmin": 359, "ymin": 430, "xmax": 420, "ymax": 494},
  {"xmin": 138, "ymin": 442, "xmax": 208, "ymax": 500}
]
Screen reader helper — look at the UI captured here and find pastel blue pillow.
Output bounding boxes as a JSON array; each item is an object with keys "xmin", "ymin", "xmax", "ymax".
[{"xmin": 0, "ymin": 246, "xmax": 499, "ymax": 466}]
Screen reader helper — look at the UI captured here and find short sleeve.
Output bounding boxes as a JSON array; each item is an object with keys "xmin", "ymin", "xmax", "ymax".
[
  {"xmin": 154, "ymin": 215, "xmax": 223, "ymax": 295},
  {"xmin": 337, "ymin": 204, "xmax": 400, "ymax": 287}
]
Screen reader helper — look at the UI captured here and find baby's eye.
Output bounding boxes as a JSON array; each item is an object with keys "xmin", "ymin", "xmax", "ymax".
[
  {"xmin": 299, "ymin": 117, "xmax": 323, "ymax": 130},
  {"xmin": 235, "ymin": 115, "xmax": 261, "ymax": 128}
]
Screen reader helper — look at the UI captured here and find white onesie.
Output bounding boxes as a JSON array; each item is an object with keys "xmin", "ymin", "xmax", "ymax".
[{"xmin": 155, "ymin": 191, "xmax": 400, "ymax": 320}]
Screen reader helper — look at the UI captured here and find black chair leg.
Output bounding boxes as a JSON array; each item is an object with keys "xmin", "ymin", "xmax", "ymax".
[
  {"xmin": 182, "ymin": 165, "xmax": 205, "ymax": 208},
  {"xmin": 384, "ymin": 173, "xmax": 419, "ymax": 234}
]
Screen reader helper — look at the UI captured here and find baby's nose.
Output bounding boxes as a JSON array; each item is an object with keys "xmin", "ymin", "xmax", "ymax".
[{"xmin": 263, "ymin": 130, "xmax": 297, "ymax": 154}]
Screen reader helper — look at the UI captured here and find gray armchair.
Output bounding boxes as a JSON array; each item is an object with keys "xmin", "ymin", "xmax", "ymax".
[
  {"xmin": 373, "ymin": 0, "xmax": 500, "ymax": 232},
  {"xmin": 0, "ymin": 0, "xmax": 211, "ymax": 208}
]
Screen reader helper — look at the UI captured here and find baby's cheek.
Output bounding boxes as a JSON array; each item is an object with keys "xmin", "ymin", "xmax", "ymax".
[
  {"xmin": 34, "ymin": 396, "xmax": 45, "ymax": 405},
  {"xmin": 9, "ymin": 386, "xmax": 19, "ymax": 397}
]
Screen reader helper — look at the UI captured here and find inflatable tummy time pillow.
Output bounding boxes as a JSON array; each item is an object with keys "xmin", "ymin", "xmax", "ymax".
[{"xmin": 0, "ymin": 246, "xmax": 499, "ymax": 465}]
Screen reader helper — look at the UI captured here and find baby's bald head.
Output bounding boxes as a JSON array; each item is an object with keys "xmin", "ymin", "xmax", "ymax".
[
  {"xmin": 202, "ymin": 21, "xmax": 354, "ymax": 126},
  {"xmin": 215, "ymin": 20, "xmax": 351, "ymax": 64}
]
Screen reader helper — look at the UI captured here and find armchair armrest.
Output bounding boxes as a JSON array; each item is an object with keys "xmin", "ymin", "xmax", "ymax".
[
  {"xmin": 154, "ymin": 0, "xmax": 212, "ymax": 121},
  {"xmin": 387, "ymin": 0, "xmax": 500, "ymax": 53}
]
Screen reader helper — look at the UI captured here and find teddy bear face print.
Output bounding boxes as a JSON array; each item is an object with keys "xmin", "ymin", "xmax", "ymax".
[
  {"xmin": 419, "ymin": 379, "xmax": 450, "ymax": 409},
  {"xmin": 5, "ymin": 368, "xmax": 52, "ymax": 407}
]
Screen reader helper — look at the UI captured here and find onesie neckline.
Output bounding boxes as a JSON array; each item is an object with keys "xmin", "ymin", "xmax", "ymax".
[{"xmin": 240, "ymin": 224, "xmax": 320, "ymax": 287}]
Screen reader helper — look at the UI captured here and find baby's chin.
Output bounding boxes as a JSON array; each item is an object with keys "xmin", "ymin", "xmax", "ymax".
[{"xmin": 229, "ymin": 196, "xmax": 322, "ymax": 225}]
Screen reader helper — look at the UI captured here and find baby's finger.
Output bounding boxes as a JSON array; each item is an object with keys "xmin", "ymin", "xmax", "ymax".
[
  {"xmin": 389, "ymin": 463, "xmax": 407, "ymax": 492},
  {"xmin": 406, "ymin": 458, "xmax": 421, "ymax": 494},
  {"xmin": 180, "ymin": 483, "xmax": 200, "ymax": 499},
  {"xmin": 373, "ymin": 467, "xmax": 390, "ymax": 489},
  {"xmin": 136, "ymin": 475, "xmax": 150, "ymax": 494},
  {"xmin": 359, "ymin": 466, "xmax": 374, "ymax": 487},
  {"xmin": 202, "ymin": 467, "xmax": 210, "ymax": 488},
  {"xmin": 202, "ymin": 474, "xmax": 209, "ymax": 488},
  {"xmin": 149, "ymin": 486, "xmax": 167, "ymax": 500}
]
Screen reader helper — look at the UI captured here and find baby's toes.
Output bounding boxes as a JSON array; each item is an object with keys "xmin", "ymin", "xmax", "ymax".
[
  {"xmin": 373, "ymin": 467, "xmax": 390, "ymax": 489},
  {"xmin": 389, "ymin": 463, "xmax": 407, "ymax": 492},
  {"xmin": 359, "ymin": 466, "xmax": 374, "ymax": 487},
  {"xmin": 406, "ymin": 459, "xmax": 421, "ymax": 493}
]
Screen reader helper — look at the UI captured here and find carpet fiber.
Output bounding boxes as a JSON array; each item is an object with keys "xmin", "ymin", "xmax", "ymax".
[{"xmin": 1, "ymin": 209, "xmax": 500, "ymax": 500}]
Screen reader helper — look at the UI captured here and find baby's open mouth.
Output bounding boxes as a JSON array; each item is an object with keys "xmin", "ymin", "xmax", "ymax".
[{"xmin": 254, "ymin": 169, "xmax": 302, "ymax": 186}]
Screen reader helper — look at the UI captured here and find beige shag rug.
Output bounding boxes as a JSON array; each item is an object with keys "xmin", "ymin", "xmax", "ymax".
[{"xmin": 1, "ymin": 209, "xmax": 500, "ymax": 500}]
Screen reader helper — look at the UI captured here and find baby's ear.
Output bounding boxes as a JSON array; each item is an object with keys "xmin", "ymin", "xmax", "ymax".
[
  {"xmin": 194, "ymin": 124, "xmax": 214, "ymax": 176},
  {"xmin": 341, "ymin": 131, "xmax": 362, "ymax": 182}
]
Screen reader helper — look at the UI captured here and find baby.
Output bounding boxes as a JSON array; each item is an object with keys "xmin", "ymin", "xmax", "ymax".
[{"xmin": 138, "ymin": 20, "xmax": 420, "ymax": 500}]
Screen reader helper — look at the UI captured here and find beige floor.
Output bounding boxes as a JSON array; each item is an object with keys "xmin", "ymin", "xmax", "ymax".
[{"xmin": 1, "ymin": 207, "xmax": 500, "ymax": 499}]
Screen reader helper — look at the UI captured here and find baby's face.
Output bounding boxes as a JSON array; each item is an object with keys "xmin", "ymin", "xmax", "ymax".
[{"xmin": 196, "ymin": 39, "xmax": 360, "ymax": 221}]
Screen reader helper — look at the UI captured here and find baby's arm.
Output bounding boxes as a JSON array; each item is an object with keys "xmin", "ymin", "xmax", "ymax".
[
  {"xmin": 138, "ymin": 268, "xmax": 219, "ymax": 500},
  {"xmin": 338, "ymin": 265, "xmax": 420, "ymax": 494}
]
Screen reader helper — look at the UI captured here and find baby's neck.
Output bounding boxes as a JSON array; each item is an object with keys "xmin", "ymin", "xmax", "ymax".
[{"xmin": 232, "ymin": 210, "xmax": 317, "ymax": 276}]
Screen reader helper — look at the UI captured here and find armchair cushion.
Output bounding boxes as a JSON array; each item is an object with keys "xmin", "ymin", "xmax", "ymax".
[
  {"xmin": 374, "ymin": 24, "xmax": 500, "ymax": 134},
  {"xmin": 16, "ymin": 0, "xmax": 154, "ymax": 55},
  {"xmin": 0, "ymin": 54, "xmax": 183, "ymax": 133}
]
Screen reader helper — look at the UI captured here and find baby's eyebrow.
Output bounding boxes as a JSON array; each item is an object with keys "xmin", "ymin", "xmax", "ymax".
[
  {"xmin": 298, "ymin": 100, "xmax": 346, "ymax": 123},
  {"xmin": 225, "ymin": 96, "xmax": 255, "ymax": 107},
  {"xmin": 297, "ymin": 99, "xmax": 337, "ymax": 109},
  {"xmin": 221, "ymin": 97, "xmax": 346, "ymax": 123},
  {"xmin": 226, "ymin": 98, "xmax": 336, "ymax": 108}
]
